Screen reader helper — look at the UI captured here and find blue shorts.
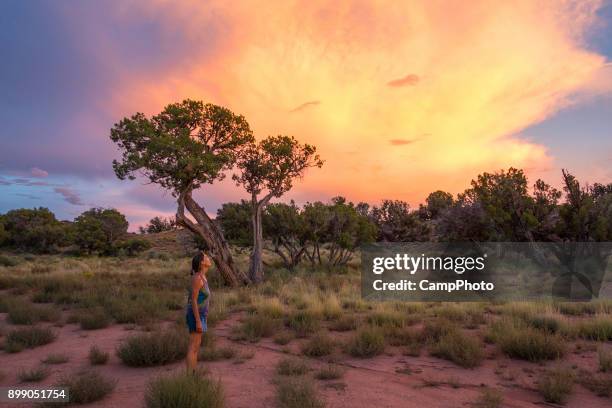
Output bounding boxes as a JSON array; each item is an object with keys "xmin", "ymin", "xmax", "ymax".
[{"xmin": 186, "ymin": 308, "xmax": 208, "ymax": 333}]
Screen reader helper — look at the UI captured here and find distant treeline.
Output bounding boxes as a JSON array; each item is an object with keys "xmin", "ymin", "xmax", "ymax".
[
  {"xmin": 0, "ymin": 207, "xmax": 151, "ymax": 256},
  {"xmin": 1, "ymin": 167, "xmax": 610, "ymax": 266},
  {"xmin": 215, "ymin": 168, "xmax": 612, "ymax": 268}
]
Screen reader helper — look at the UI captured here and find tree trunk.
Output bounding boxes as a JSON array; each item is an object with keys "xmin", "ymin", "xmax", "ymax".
[
  {"xmin": 176, "ymin": 190, "xmax": 250, "ymax": 287},
  {"xmin": 249, "ymin": 199, "xmax": 265, "ymax": 283}
]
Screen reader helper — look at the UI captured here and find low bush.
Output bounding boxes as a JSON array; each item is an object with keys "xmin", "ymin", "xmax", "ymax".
[
  {"xmin": 117, "ymin": 330, "xmax": 188, "ymax": 367},
  {"xmin": 7, "ymin": 301, "xmax": 61, "ymax": 325},
  {"xmin": 489, "ymin": 320, "xmax": 565, "ymax": 362},
  {"xmin": 5, "ymin": 327, "xmax": 56, "ymax": 352},
  {"xmin": 42, "ymin": 353, "xmax": 69, "ymax": 364},
  {"xmin": 55, "ymin": 370, "xmax": 116, "ymax": 405},
  {"xmin": 198, "ymin": 346, "xmax": 236, "ymax": 362},
  {"xmin": 346, "ymin": 326, "xmax": 385, "ymax": 358},
  {"xmin": 276, "ymin": 377, "xmax": 324, "ymax": 408},
  {"xmin": 430, "ymin": 330, "xmax": 484, "ymax": 368},
  {"xmin": 75, "ymin": 308, "xmax": 111, "ymax": 330},
  {"xmin": 89, "ymin": 345, "xmax": 109, "ymax": 365},
  {"xmin": 301, "ymin": 333, "xmax": 335, "ymax": 357},
  {"xmin": 286, "ymin": 310, "xmax": 320, "ymax": 337},
  {"xmin": 576, "ymin": 317, "xmax": 612, "ymax": 341},
  {"xmin": 329, "ymin": 315, "xmax": 358, "ymax": 332},
  {"xmin": 18, "ymin": 366, "xmax": 50, "ymax": 382},
  {"xmin": 145, "ymin": 371, "xmax": 224, "ymax": 408},
  {"xmin": 537, "ymin": 367, "xmax": 574, "ymax": 404},
  {"xmin": 273, "ymin": 331, "xmax": 294, "ymax": 345},
  {"xmin": 276, "ymin": 357, "xmax": 309, "ymax": 376},
  {"xmin": 232, "ymin": 314, "xmax": 281, "ymax": 342},
  {"xmin": 472, "ymin": 388, "xmax": 503, "ymax": 408},
  {"xmin": 315, "ymin": 364, "xmax": 344, "ymax": 380}
]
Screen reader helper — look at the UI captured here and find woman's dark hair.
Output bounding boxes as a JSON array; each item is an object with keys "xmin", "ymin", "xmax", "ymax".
[{"xmin": 191, "ymin": 251, "xmax": 207, "ymax": 275}]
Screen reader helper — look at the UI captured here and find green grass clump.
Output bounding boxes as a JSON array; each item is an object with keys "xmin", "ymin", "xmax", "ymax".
[
  {"xmin": 429, "ymin": 330, "xmax": 484, "ymax": 368},
  {"xmin": 55, "ymin": 370, "xmax": 116, "ymax": 405},
  {"xmin": 346, "ymin": 326, "xmax": 385, "ymax": 358},
  {"xmin": 315, "ymin": 364, "xmax": 344, "ymax": 380},
  {"xmin": 420, "ymin": 319, "xmax": 458, "ymax": 343},
  {"xmin": 575, "ymin": 317, "xmax": 612, "ymax": 341},
  {"xmin": 42, "ymin": 353, "xmax": 69, "ymax": 364},
  {"xmin": 366, "ymin": 310, "xmax": 406, "ymax": 328},
  {"xmin": 537, "ymin": 367, "xmax": 574, "ymax": 404},
  {"xmin": 7, "ymin": 301, "xmax": 61, "ymax": 325},
  {"xmin": 489, "ymin": 320, "xmax": 565, "ymax": 362},
  {"xmin": 145, "ymin": 371, "xmax": 224, "ymax": 408},
  {"xmin": 276, "ymin": 357, "xmax": 309, "ymax": 376},
  {"xmin": 18, "ymin": 366, "xmax": 50, "ymax": 382},
  {"xmin": 0, "ymin": 255, "xmax": 19, "ymax": 267},
  {"xmin": 89, "ymin": 345, "xmax": 109, "ymax": 365},
  {"xmin": 198, "ymin": 346, "xmax": 236, "ymax": 362},
  {"xmin": 599, "ymin": 348, "xmax": 612, "ymax": 372},
  {"xmin": 301, "ymin": 333, "xmax": 335, "ymax": 357},
  {"xmin": 75, "ymin": 308, "xmax": 111, "ymax": 330},
  {"xmin": 116, "ymin": 330, "xmax": 188, "ymax": 367},
  {"xmin": 286, "ymin": 310, "xmax": 320, "ymax": 337},
  {"xmin": 5, "ymin": 327, "xmax": 56, "ymax": 352},
  {"xmin": 329, "ymin": 315, "xmax": 358, "ymax": 332},
  {"xmin": 526, "ymin": 315, "xmax": 561, "ymax": 334},
  {"xmin": 233, "ymin": 313, "xmax": 281, "ymax": 342},
  {"xmin": 557, "ymin": 302, "xmax": 597, "ymax": 316},
  {"xmin": 276, "ymin": 377, "xmax": 324, "ymax": 408}
]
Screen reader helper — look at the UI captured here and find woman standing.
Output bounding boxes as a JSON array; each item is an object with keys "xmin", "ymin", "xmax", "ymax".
[{"xmin": 185, "ymin": 251, "xmax": 212, "ymax": 373}]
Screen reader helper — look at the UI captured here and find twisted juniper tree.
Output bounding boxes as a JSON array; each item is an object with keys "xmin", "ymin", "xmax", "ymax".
[
  {"xmin": 110, "ymin": 99, "xmax": 253, "ymax": 286},
  {"xmin": 233, "ymin": 135, "xmax": 323, "ymax": 283}
]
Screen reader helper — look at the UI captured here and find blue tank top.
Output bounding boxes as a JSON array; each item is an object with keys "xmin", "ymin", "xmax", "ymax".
[{"xmin": 186, "ymin": 276, "xmax": 210, "ymax": 313}]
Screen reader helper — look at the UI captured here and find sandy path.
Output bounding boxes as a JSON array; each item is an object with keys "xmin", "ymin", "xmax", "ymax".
[{"xmin": 0, "ymin": 311, "xmax": 609, "ymax": 408}]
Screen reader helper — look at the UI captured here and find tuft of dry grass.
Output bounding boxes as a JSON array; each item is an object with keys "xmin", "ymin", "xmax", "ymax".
[
  {"xmin": 345, "ymin": 326, "xmax": 385, "ymax": 358},
  {"xmin": 429, "ymin": 330, "xmax": 484, "ymax": 368},
  {"xmin": 277, "ymin": 357, "xmax": 310, "ymax": 376},
  {"xmin": 315, "ymin": 364, "xmax": 345, "ymax": 380},
  {"xmin": 471, "ymin": 388, "xmax": 503, "ymax": 408},
  {"xmin": 537, "ymin": 367, "xmax": 574, "ymax": 404},
  {"xmin": 276, "ymin": 377, "xmax": 324, "ymax": 408},
  {"xmin": 89, "ymin": 345, "xmax": 109, "ymax": 365},
  {"xmin": 53, "ymin": 370, "xmax": 116, "ymax": 405},
  {"xmin": 18, "ymin": 366, "xmax": 50, "ymax": 382},
  {"xmin": 301, "ymin": 333, "xmax": 335, "ymax": 357},
  {"xmin": 116, "ymin": 330, "xmax": 188, "ymax": 367},
  {"xmin": 4, "ymin": 326, "xmax": 56, "ymax": 353},
  {"xmin": 145, "ymin": 371, "xmax": 224, "ymax": 408},
  {"xmin": 42, "ymin": 353, "xmax": 69, "ymax": 364}
]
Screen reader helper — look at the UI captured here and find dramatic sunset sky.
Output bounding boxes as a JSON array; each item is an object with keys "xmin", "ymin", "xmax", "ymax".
[{"xmin": 1, "ymin": 1, "xmax": 612, "ymax": 230}]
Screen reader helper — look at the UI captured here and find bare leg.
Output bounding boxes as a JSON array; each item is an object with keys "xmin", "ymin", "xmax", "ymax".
[{"xmin": 186, "ymin": 332, "xmax": 202, "ymax": 373}]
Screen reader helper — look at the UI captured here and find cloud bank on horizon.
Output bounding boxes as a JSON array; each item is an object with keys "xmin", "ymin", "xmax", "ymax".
[{"xmin": 1, "ymin": 0, "xmax": 611, "ymax": 230}]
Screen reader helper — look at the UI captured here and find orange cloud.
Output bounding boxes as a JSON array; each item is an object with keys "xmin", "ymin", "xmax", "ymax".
[{"xmin": 104, "ymin": 0, "xmax": 607, "ymax": 206}]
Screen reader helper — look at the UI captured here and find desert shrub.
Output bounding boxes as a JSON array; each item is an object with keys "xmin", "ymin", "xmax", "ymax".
[
  {"xmin": 489, "ymin": 320, "xmax": 565, "ymax": 362},
  {"xmin": 42, "ymin": 353, "xmax": 69, "ymax": 364},
  {"xmin": 420, "ymin": 319, "xmax": 458, "ymax": 343},
  {"xmin": 575, "ymin": 317, "xmax": 612, "ymax": 341},
  {"xmin": 198, "ymin": 346, "xmax": 236, "ymax": 362},
  {"xmin": 7, "ymin": 301, "xmax": 60, "ymax": 325},
  {"xmin": 329, "ymin": 315, "xmax": 358, "ymax": 332},
  {"xmin": 5, "ymin": 327, "xmax": 56, "ymax": 352},
  {"xmin": 18, "ymin": 366, "xmax": 50, "ymax": 382},
  {"xmin": 233, "ymin": 313, "xmax": 281, "ymax": 342},
  {"xmin": 0, "ymin": 255, "xmax": 19, "ymax": 267},
  {"xmin": 114, "ymin": 238, "xmax": 152, "ymax": 256},
  {"xmin": 557, "ymin": 302, "xmax": 597, "ymax": 316},
  {"xmin": 75, "ymin": 307, "xmax": 111, "ymax": 330},
  {"xmin": 277, "ymin": 357, "xmax": 309, "ymax": 376},
  {"xmin": 301, "ymin": 333, "xmax": 335, "ymax": 357},
  {"xmin": 117, "ymin": 330, "xmax": 188, "ymax": 367},
  {"xmin": 55, "ymin": 370, "xmax": 116, "ymax": 405},
  {"xmin": 346, "ymin": 326, "xmax": 385, "ymax": 358},
  {"xmin": 599, "ymin": 348, "xmax": 612, "ymax": 372},
  {"xmin": 254, "ymin": 298, "xmax": 285, "ymax": 319},
  {"xmin": 276, "ymin": 377, "xmax": 324, "ymax": 408},
  {"xmin": 105, "ymin": 290, "xmax": 167, "ymax": 324},
  {"xmin": 315, "ymin": 364, "xmax": 344, "ymax": 380},
  {"xmin": 384, "ymin": 326, "xmax": 421, "ymax": 347},
  {"xmin": 273, "ymin": 331, "xmax": 294, "ymax": 345},
  {"xmin": 537, "ymin": 367, "xmax": 574, "ymax": 404},
  {"xmin": 89, "ymin": 345, "xmax": 109, "ymax": 365},
  {"xmin": 366, "ymin": 310, "xmax": 407, "ymax": 328},
  {"xmin": 145, "ymin": 371, "xmax": 224, "ymax": 408},
  {"xmin": 472, "ymin": 388, "xmax": 503, "ymax": 408},
  {"xmin": 286, "ymin": 310, "xmax": 320, "ymax": 337},
  {"xmin": 429, "ymin": 330, "xmax": 484, "ymax": 368},
  {"xmin": 526, "ymin": 315, "xmax": 561, "ymax": 334}
]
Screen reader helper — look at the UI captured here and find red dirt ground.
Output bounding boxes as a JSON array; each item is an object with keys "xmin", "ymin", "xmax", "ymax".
[{"xmin": 0, "ymin": 311, "xmax": 609, "ymax": 408}]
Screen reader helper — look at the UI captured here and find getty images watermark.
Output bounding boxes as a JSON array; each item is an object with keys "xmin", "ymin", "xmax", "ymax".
[{"xmin": 361, "ymin": 242, "xmax": 612, "ymax": 302}]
